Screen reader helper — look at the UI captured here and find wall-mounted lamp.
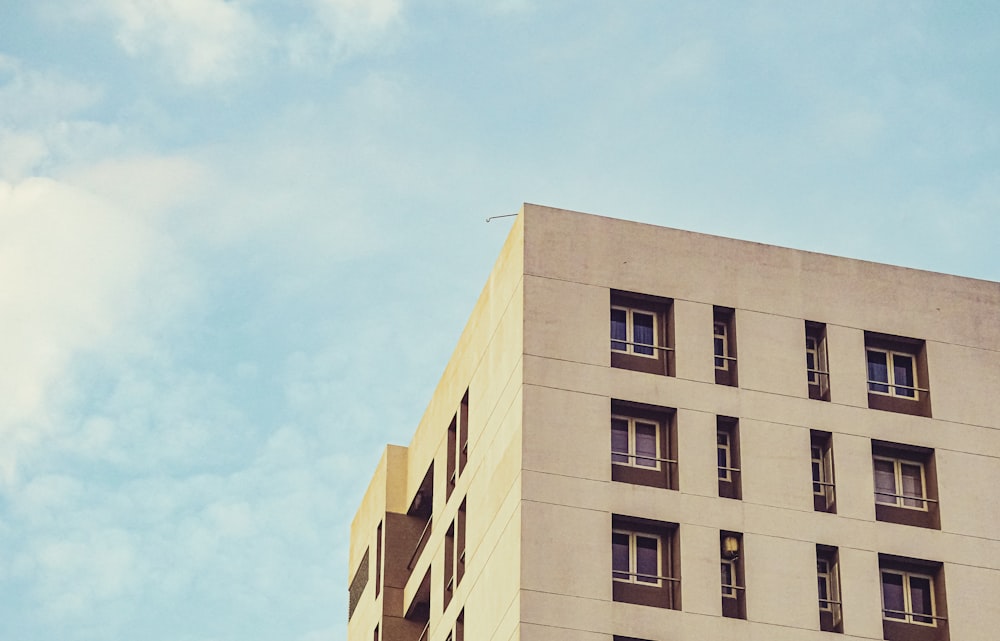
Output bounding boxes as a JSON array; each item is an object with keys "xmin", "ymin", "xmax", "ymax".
[{"xmin": 721, "ymin": 534, "xmax": 740, "ymax": 559}]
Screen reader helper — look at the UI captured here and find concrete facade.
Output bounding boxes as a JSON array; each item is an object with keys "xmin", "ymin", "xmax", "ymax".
[{"xmin": 347, "ymin": 204, "xmax": 1000, "ymax": 641}]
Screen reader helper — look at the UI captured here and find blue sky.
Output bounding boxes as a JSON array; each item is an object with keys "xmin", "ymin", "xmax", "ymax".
[{"xmin": 1, "ymin": 2, "xmax": 998, "ymax": 640}]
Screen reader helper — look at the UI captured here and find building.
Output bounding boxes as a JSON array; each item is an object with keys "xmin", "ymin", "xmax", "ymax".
[{"xmin": 346, "ymin": 204, "xmax": 1000, "ymax": 641}]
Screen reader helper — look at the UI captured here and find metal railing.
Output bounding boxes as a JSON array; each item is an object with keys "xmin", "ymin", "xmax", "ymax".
[
  {"xmin": 883, "ymin": 608, "xmax": 946, "ymax": 623},
  {"xmin": 611, "ymin": 452, "xmax": 678, "ymax": 465},
  {"xmin": 866, "ymin": 380, "xmax": 929, "ymax": 394},
  {"xmin": 611, "ymin": 340, "xmax": 674, "ymax": 352},
  {"xmin": 874, "ymin": 490, "xmax": 937, "ymax": 507},
  {"xmin": 612, "ymin": 570, "xmax": 680, "ymax": 584},
  {"xmin": 407, "ymin": 516, "xmax": 433, "ymax": 571}
]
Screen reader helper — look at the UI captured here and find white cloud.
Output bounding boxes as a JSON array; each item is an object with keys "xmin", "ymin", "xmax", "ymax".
[
  {"xmin": 0, "ymin": 130, "xmax": 48, "ymax": 180},
  {"xmin": 91, "ymin": 0, "xmax": 264, "ymax": 85},
  {"xmin": 288, "ymin": 0, "xmax": 403, "ymax": 66},
  {"xmin": 0, "ymin": 56, "xmax": 126, "ymax": 180},
  {"xmin": 0, "ymin": 55, "xmax": 102, "ymax": 126},
  {"xmin": 0, "ymin": 174, "xmax": 193, "ymax": 485}
]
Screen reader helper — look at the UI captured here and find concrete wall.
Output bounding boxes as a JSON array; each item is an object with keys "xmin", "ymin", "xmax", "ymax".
[
  {"xmin": 348, "ymin": 213, "xmax": 527, "ymax": 641},
  {"xmin": 519, "ymin": 204, "xmax": 1000, "ymax": 640}
]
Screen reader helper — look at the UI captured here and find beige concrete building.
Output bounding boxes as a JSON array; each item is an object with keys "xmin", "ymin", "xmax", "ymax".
[{"xmin": 347, "ymin": 204, "xmax": 1000, "ymax": 641}]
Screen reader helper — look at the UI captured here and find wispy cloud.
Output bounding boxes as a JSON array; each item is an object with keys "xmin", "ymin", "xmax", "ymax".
[
  {"xmin": 86, "ymin": 0, "xmax": 265, "ymax": 86},
  {"xmin": 0, "ymin": 172, "xmax": 195, "ymax": 485},
  {"xmin": 286, "ymin": 0, "xmax": 403, "ymax": 67}
]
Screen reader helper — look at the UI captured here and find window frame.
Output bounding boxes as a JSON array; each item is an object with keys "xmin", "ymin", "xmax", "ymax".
[
  {"xmin": 806, "ymin": 336, "xmax": 819, "ymax": 383},
  {"xmin": 612, "ymin": 529, "xmax": 663, "ymax": 587},
  {"xmin": 817, "ymin": 557, "xmax": 834, "ymax": 611},
  {"xmin": 881, "ymin": 569, "xmax": 938, "ymax": 627},
  {"xmin": 714, "ymin": 321, "xmax": 730, "ymax": 371},
  {"xmin": 867, "ymin": 347, "xmax": 920, "ymax": 399},
  {"xmin": 717, "ymin": 430, "xmax": 732, "ymax": 482},
  {"xmin": 805, "ymin": 321, "xmax": 831, "ymax": 401},
  {"xmin": 716, "ymin": 417, "xmax": 741, "ymax": 500},
  {"xmin": 612, "ymin": 305, "xmax": 661, "ymax": 359},
  {"xmin": 816, "ymin": 545, "xmax": 844, "ymax": 633},
  {"xmin": 713, "ymin": 307, "xmax": 738, "ymax": 386},
  {"xmin": 612, "ymin": 415, "xmax": 662, "ymax": 471},
  {"xmin": 874, "ymin": 455, "xmax": 929, "ymax": 511},
  {"xmin": 720, "ymin": 557, "xmax": 739, "ymax": 598},
  {"xmin": 810, "ymin": 431, "xmax": 836, "ymax": 513}
]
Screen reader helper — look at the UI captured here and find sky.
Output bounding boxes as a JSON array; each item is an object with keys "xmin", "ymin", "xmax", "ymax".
[{"xmin": 1, "ymin": 2, "xmax": 998, "ymax": 640}]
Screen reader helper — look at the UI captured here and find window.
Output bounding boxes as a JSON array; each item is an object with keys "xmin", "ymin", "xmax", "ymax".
[
  {"xmin": 458, "ymin": 390, "xmax": 469, "ymax": 476},
  {"xmin": 872, "ymin": 441, "xmax": 939, "ymax": 529},
  {"xmin": 816, "ymin": 546, "xmax": 843, "ymax": 633},
  {"xmin": 805, "ymin": 321, "xmax": 830, "ymax": 400},
  {"xmin": 811, "ymin": 431, "xmax": 836, "ymax": 513},
  {"xmin": 874, "ymin": 458, "xmax": 926, "ymax": 509},
  {"xmin": 348, "ymin": 548, "xmax": 369, "ymax": 621},
  {"xmin": 456, "ymin": 500, "xmax": 466, "ymax": 588},
  {"xmin": 444, "ymin": 500, "xmax": 466, "ymax": 610},
  {"xmin": 611, "ymin": 401, "xmax": 677, "ymax": 490},
  {"xmin": 610, "ymin": 291, "xmax": 674, "ymax": 376},
  {"xmin": 612, "ymin": 417, "xmax": 659, "ymax": 469},
  {"xmin": 714, "ymin": 321, "xmax": 728, "ymax": 368},
  {"xmin": 375, "ymin": 521, "xmax": 383, "ymax": 596},
  {"xmin": 612, "ymin": 307, "xmax": 656, "ymax": 357},
  {"xmin": 879, "ymin": 554, "xmax": 948, "ymax": 640},
  {"xmin": 717, "ymin": 417, "xmax": 741, "ymax": 499},
  {"xmin": 611, "ymin": 516, "xmax": 680, "ymax": 610},
  {"xmin": 444, "ymin": 521, "xmax": 455, "ymax": 610},
  {"xmin": 612, "ymin": 531, "xmax": 661, "ymax": 586},
  {"xmin": 867, "ymin": 349, "xmax": 917, "ymax": 397},
  {"xmin": 713, "ymin": 307, "xmax": 737, "ymax": 386},
  {"xmin": 446, "ymin": 389, "xmax": 470, "ymax": 500},
  {"xmin": 865, "ymin": 332, "xmax": 930, "ymax": 417},
  {"xmin": 882, "ymin": 570, "xmax": 934, "ymax": 624},
  {"xmin": 720, "ymin": 531, "xmax": 745, "ymax": 619}
]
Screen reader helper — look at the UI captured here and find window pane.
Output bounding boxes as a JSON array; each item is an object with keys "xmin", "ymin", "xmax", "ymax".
[
  {"xmin": 611, "ymin": 419, "xmax": 629, "ymax": 464},
  {"xmin": 612, "ymin": 533, "xmax": 629, "ymax": 580},
  {"xmin": 909, "ymin": 576, "xmax": 934, "ymax": 623},
  {"xmin": 717, "ymin": 444, "xmax": 729, "ymax": 480},
  {"xmin": 867, "ymin": 350, "xmax": 889, "ymax": 393},
  {"xmin": 817, "ymin": 575, "xmax": 829, "ymax": 607},
  {"xmin": 900, "ymin": 463, "xmax": 924, "ymax": 508},
  {"xmin": 893, "ymin": 354, "xmax": 915, "ymax": 397},
  {"xmin": 632, "ymin": 312, "xmax": 655, "ymax": 355},
  {"xmin": 721, "ymin": 562, "xmax": 734, "ymax": 596},
  {"xmin": 881, "ymin": 572, "xmax": 905, "ymax": 619},
  {"xmin": 635, "ymin": 536, "xmax": 658, "ymax": 583},
  {"xmin": 874, "ymin": 460, "xmax": 897, "ymax": 504},
  {"xmin": 806, "ymin": 337, "xmax": 817, "ymax": 383},
  {"xmin": 634, "ymin": 422, "xmax": 657, "ymax": 467},
  {"xmin": 811, "ymin": 445, "xmax": 823, "ymax": 494},
  {"xmin": 611, "ymin": 309, "xmax": 627, "ymax": 351}
]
